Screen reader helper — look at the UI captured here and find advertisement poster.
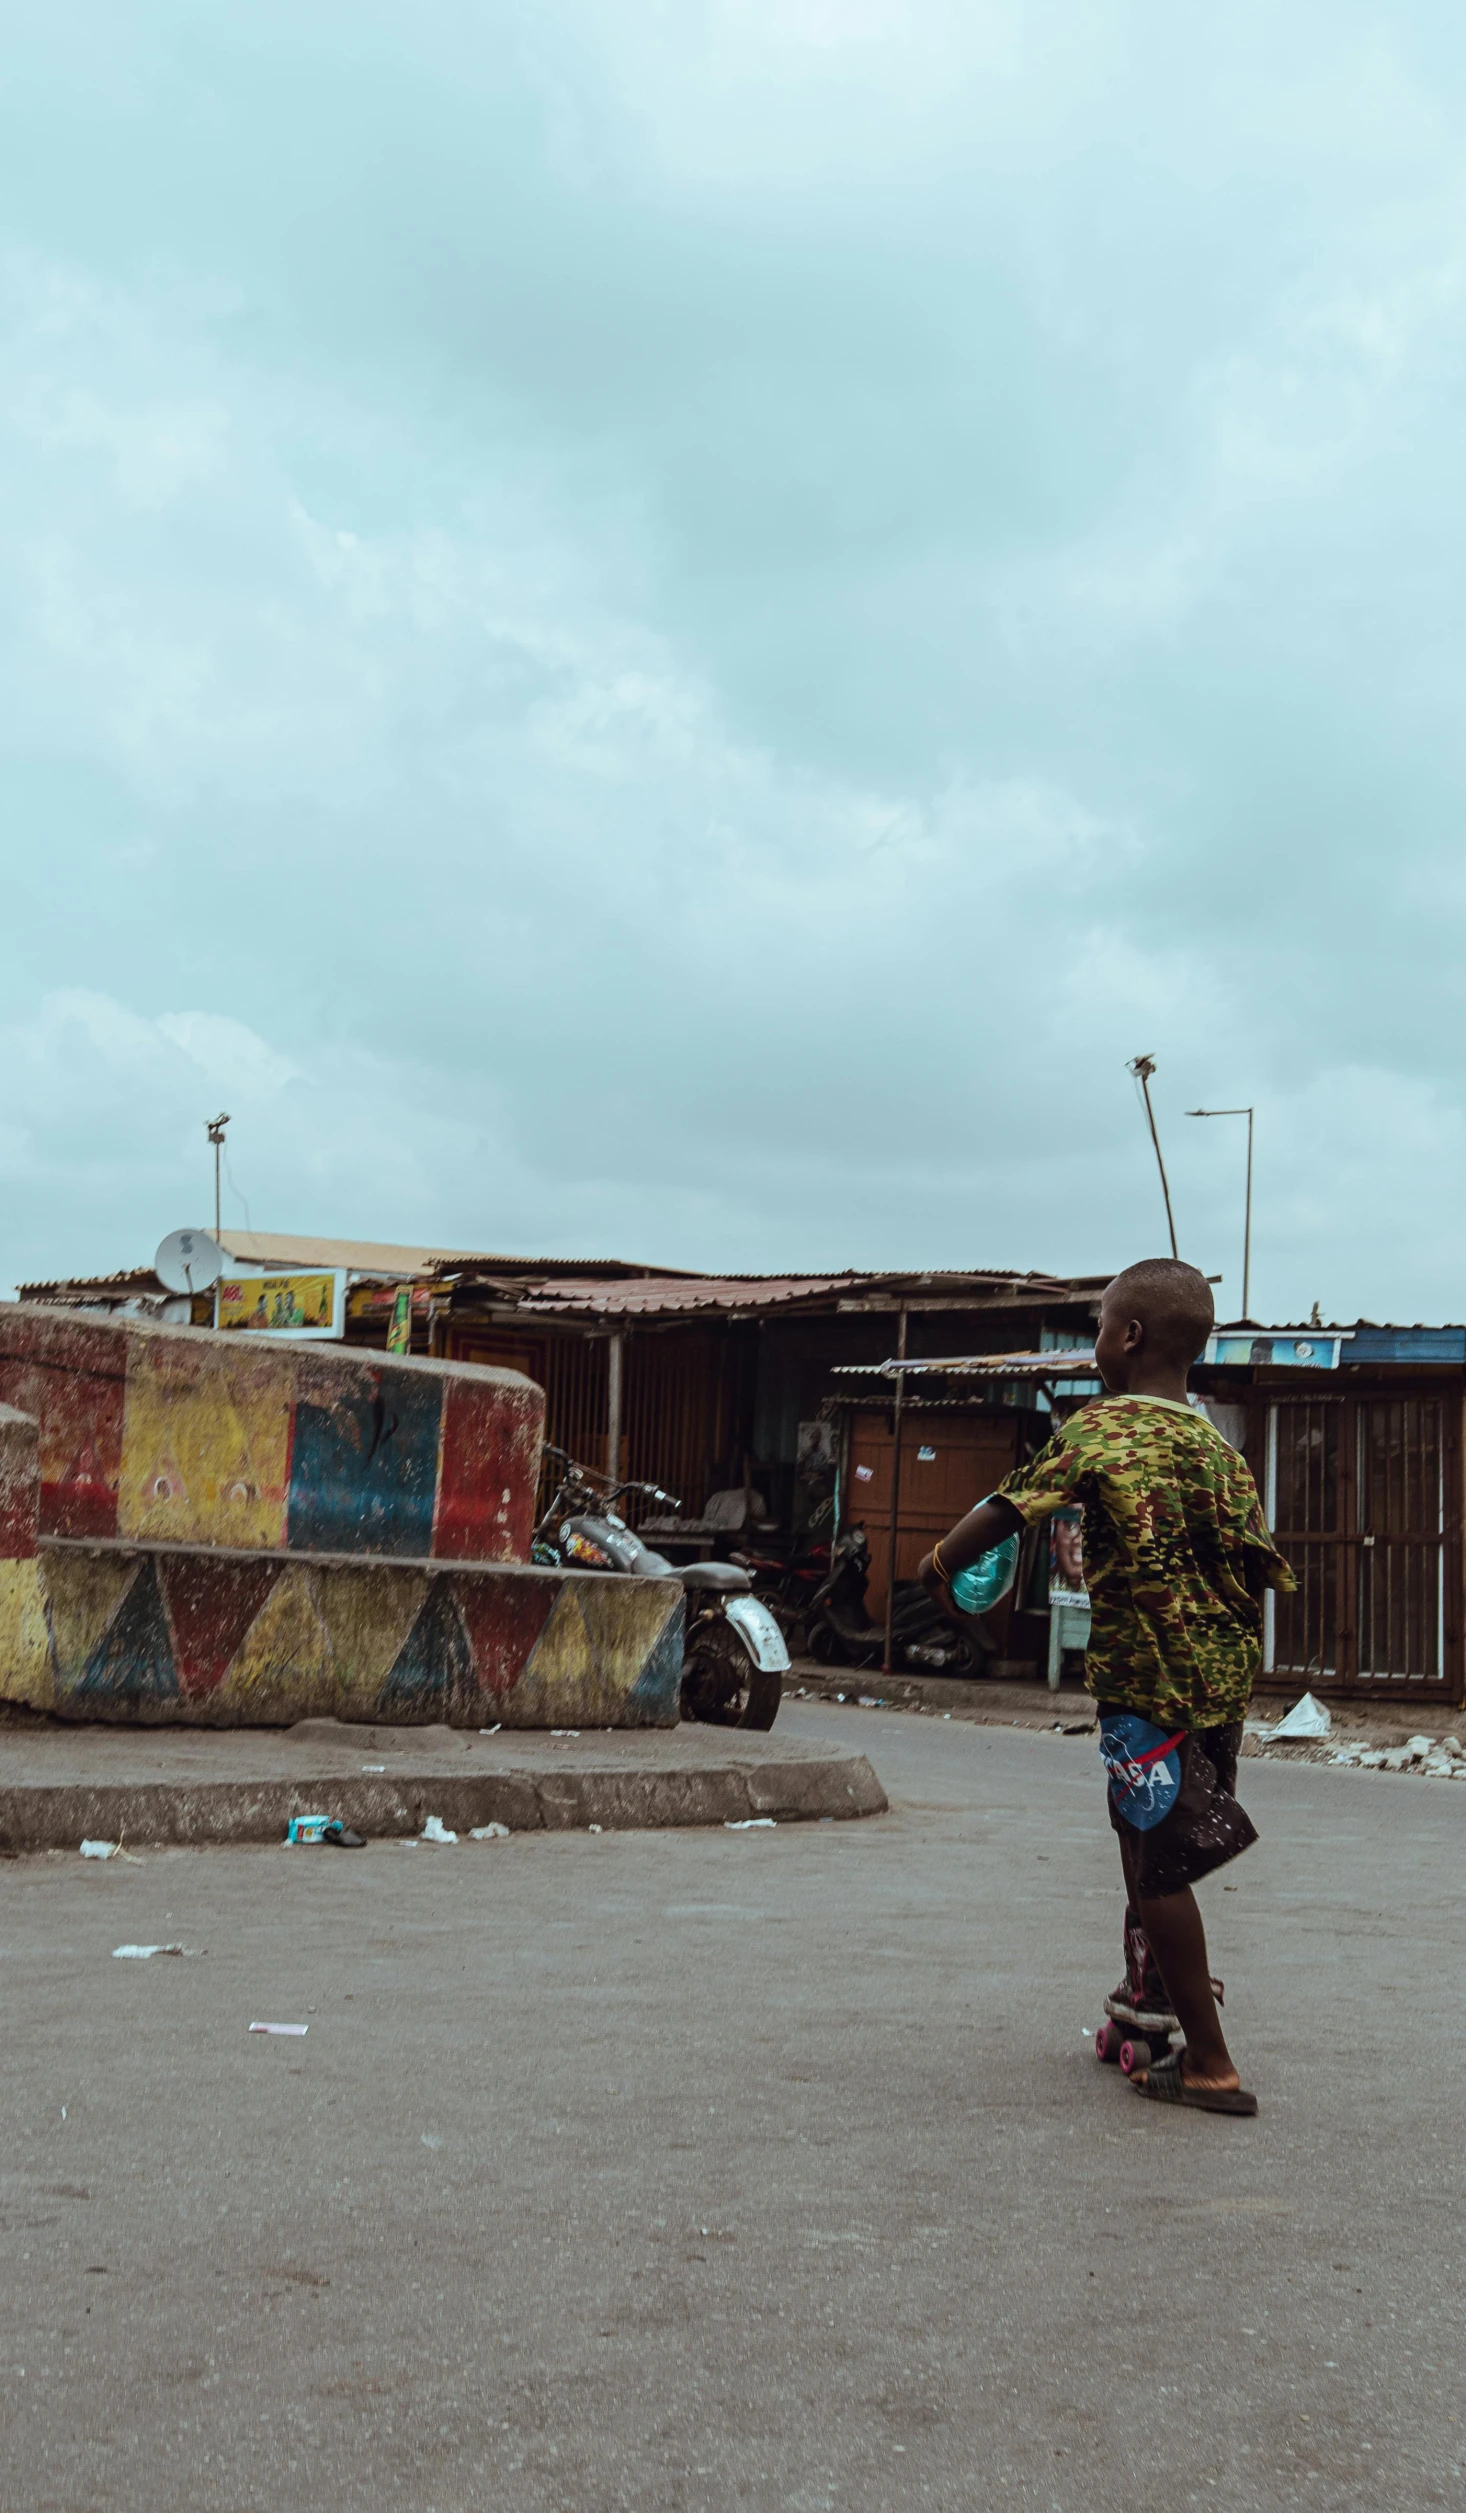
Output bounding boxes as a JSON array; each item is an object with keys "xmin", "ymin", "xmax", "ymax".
[
  {"xmin": 214, "ymin": 1271, "xmax": 345, "ymax": 1340},
  {"xmin": 1049, "ymin": 1506, "xmax": 1087, "ymax": 1603},
  {"xmin": 386, "ymin": 1285, "xmax": 414, "ymax": 1357}
]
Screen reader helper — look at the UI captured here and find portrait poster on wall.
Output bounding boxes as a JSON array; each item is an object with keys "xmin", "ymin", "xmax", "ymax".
[{"xmin": 1049, "ymin": 1506, "xmax": 1087, "ymax": 1604}]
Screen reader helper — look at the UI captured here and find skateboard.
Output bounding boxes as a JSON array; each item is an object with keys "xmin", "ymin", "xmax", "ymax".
[
  {"xmin": 1094, "ymin": 2013, "xmax": 1174, "ymax": 2077},
  {"xmin": 1093, "ymin": 1974, "xmax": 1223, "ymax": 2079}
]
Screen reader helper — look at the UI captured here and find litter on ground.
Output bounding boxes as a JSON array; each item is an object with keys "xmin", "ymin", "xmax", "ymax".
[
  {"xmin": 419, "ymin": 1815, "xmax": 458, "ymax": 1845},
  {"xmin": 112, "ymin": 1944, "xmax": 187, "ymax": 1959},
  {"xmin": 249, "ymin": 2021, "xmax": 308, "ymax": 2036},
  {"xmin": 1268, "ymin": 1691, "xmax": 1333, "ymax": 1740},
  {"xmin": 725, "ymin": 1818, "xmax": 776, "ymax": 1830},
  {"xmin": 81, "ymin": 1839, "xmax": 119, "ymax": 1859},
  {"xmin": 468, "ymin": 1821, "xmax": 510, "ymax": 1840}
]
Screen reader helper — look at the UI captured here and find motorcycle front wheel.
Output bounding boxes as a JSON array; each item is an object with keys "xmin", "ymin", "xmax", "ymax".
[{"xmin": 680, "ymin": 1623, "xmax": 782, "ymax": 1731}]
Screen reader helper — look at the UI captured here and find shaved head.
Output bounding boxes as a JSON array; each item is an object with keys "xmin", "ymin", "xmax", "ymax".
[{"xmin": 1103, "ymin": 1258, "xmax": 1215, "ymax": 1370}]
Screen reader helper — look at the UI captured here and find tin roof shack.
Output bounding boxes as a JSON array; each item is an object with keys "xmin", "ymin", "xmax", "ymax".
[
  {"xmin": 18, "ymin": 1237, "xmax": 690, "ymax": 1348},
  {"xmin": 1193, "ymin": 1322, "xmax": 1466, "ymax": 1710},
  {"xmin": 427, "ymin": 1266, "xmax": 1107, "ymax": 1585},
  {"xmin": 827, "ymin": 1346, "xmax": 1103, "ymax": 1674},
  {"xmin": 828, "ymin": 1320, "xmax": 1466, "ymax": 1709},
  {"xmin": 21, "ymin": 1245, "xmax": 1109, "ymax": 1616}
]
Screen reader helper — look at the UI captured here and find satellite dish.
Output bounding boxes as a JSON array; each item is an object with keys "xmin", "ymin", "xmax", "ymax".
[{"xmin": 155, "ymin": 1228, "xmax": 225, "ymax": 1296}]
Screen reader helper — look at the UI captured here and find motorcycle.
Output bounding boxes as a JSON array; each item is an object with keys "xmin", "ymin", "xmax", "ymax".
[
  {"xmin": 530, "ymin": 1447, "xmax": 789, "ymax": 1729},
  {"xmin": 803, "ymin": 1525, "xmax": 995, "ymax": 1678}
]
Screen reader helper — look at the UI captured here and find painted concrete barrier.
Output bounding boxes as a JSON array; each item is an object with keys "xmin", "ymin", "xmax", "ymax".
[
  {"xmin": 0, "ymin": 1310, "xmax": 682, "ymax": 1728},
  {"xmin": 0, "ymin": 1302, "xmax": 542, "ymax": 1561}
]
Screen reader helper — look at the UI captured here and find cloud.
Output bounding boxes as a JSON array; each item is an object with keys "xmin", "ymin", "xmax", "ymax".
[{"xmin": 2, "ymin": 0, "xmax": 1466, "ymax": 1322}]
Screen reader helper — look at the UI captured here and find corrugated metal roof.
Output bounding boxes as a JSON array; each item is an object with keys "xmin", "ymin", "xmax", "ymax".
[
  {"xmin": 16, "ymin": 1237, "xmax": 692, "ymax": 1299},
  {"xmin": 479, "ymin": 1270, "xmax": 1093, "ymax": 1321},
  {"xmin": 833, "ymin": 1348, "xmax": 1099, "ymax": 1378},
  {"xmin": 1217, "ymin": 1319, "xmax": 1466, "ymax": 1333}
]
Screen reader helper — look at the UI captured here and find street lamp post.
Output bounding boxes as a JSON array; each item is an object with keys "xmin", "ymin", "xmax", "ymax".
[
  {"xmin": 1186, "ymin": 1106, "xmax": 1254, "ymax": 1319},
  {"xmin": 206, "ymin": 1113, "xmax": 231, "ymax": 1242},
  {"xmin": 1127, "ymin": 1054, "xmax": 1180, "ymax": 1259}
]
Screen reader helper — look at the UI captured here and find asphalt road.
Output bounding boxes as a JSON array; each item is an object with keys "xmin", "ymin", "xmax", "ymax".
[{"xmin": 2, "ymin": 1699, "xmax": 1463, "ymax": 2512}]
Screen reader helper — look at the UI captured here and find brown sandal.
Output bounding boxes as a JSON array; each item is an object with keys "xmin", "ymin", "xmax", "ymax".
[{"xmin": 1132, "ymin": 2048, "xmax": 1257, "ymax": 2115}]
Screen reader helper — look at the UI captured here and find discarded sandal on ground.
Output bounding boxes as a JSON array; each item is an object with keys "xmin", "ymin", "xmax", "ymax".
[
  {"xmin": 1131, "ymin": 2048, "xmax": 1257, "ymax": 2115},
  {"xmin": 321, "ymin": 1821, "xmax": 366, "ymax": 1848}
]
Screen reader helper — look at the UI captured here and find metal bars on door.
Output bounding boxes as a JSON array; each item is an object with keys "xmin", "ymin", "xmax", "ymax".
[{"xmin": 1257, "ymin": 1391, "xmax": 1460, "ymax": 1697}]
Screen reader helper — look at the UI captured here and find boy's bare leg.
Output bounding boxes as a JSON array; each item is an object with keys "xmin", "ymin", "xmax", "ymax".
[
  {"xmin": 1116, "ymin": 1834, "xmax": 1239, "ymax": 2091},
  {"xmin": 1134, "ymin": 1889, "xmax": 1238, "ymax": 2090}
]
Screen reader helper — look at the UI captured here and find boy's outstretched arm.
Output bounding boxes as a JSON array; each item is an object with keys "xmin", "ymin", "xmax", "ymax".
[{"xmin": 918, "ymin": 1493, "xmax": 1024, "ymax": 1596}]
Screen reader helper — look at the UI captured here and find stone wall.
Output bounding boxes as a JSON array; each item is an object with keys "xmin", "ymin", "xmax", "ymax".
[
  {"xmin": 0, "ymin": 1302, "xmax": 543, "ymax": 1561},
  {"xmin": 0, "ymin": 1306, "xmax": 683, "ymax": 1727}
]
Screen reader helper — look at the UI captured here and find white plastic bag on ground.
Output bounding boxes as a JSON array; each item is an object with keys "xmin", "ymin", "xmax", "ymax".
[
  {"xmin": 419, "ymin": 1815, "xmax": 458, "ymax": 1845},
  {"xmin": 80, "ymin": 1839, "xmax": 119, "ymax": 1859},
  {"xmin": 1270, "ymin": 1691, "xmax": 1333, "ymax": 1740},
  {"xmin": 469, "ymin": 1821, "xmax": 510, "ymax": 1840}
]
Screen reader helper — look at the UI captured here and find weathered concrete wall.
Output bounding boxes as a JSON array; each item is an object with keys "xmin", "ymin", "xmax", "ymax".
[
  {"xmin": 0, "ymin": 1306, "xmax": 682, "ymax": 1728},
  {"xmin": 0, "ymin": 1537, "xmax": 683, "ymax": 1728},
  {"xmin": 0, "ymin": 1302, "xmax": 543, "ymax": 1562}
]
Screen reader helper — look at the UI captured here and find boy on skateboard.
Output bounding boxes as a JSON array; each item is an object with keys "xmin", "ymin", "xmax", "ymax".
[{"xmin": 920, "ymin": 1258, "xmax": 1293, "ymax": 2116}]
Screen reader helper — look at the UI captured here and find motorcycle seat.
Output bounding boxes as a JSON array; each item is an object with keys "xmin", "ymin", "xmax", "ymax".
[{"xmin": 678, "ymin": 1560, "xmax": 753, "ymax": 1594}]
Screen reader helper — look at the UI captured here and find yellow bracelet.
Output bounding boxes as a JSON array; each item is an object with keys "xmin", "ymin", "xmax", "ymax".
[{"xmin": 931, "ymin": 1538, "xmax": 951, "ymax": 1586}]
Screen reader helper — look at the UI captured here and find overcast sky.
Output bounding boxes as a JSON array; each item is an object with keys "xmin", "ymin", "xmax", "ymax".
[{"xmin": 3, "ymin": 2, "xmax": 1464, "ymax": 1321}]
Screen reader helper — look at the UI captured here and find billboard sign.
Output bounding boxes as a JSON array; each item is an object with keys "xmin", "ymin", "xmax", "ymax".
[{"xmin": 214, "ymin": 1271, "xmax": 346, "ymax": 1340}]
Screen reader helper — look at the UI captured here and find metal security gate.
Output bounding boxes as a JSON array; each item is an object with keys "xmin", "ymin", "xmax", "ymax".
[{"xmin": 1257, "ymin": 1392, "xmax": 1461, "ymax": 1699}]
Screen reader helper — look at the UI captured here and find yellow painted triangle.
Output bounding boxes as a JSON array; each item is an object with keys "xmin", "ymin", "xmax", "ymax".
[
  {"xmin": 575, "ymin": 1578, "xmax": 679, "ymax": 1718},
  {"xmin": 45, "ymin": 1548, "xmax": 138, "ymax": 1689},
  {"xmin": 511, "ymin": 1582, "xmax": 598, "ymax": 1724},
  {"xmin": 0, "ymin": 1559, "xmax": 55, "ymax": 1710},
  {"xmin": 314, "ymin": 1565, "xmax": 429, "ymax": 1717},
  {"xmin": 223, "ymin": 1564, "xmax": 338, "ymax": 1717}
]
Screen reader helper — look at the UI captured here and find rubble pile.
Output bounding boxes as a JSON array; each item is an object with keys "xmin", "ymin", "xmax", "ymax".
[{"xmin": 1327, "ymin": 1732, "xmax": 1466, "ymax": 1778}]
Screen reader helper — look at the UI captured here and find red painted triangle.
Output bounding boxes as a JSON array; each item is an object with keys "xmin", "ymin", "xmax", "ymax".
[
  {"xmin": 453, "ymin": 1575, "xmax": 556, "ymax": 1701},
  {"xmin": 161, "ymin": 1556, "xmax": 280, "ymax": 1698}
]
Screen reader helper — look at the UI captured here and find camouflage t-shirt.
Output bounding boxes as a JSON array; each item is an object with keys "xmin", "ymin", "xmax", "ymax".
[{"xmin": 994, "ymin": 1395, "xmax": 1295, "ymax": 1728}]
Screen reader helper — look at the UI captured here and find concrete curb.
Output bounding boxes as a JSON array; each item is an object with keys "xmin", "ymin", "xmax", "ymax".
[
  {"xmin": 787, "ymin": 1664, "xmax": 1096, "ymax": 1725},
  {"xmin": 0, "ymin": 1747, "xmax": 888, "ymax": 1852}
]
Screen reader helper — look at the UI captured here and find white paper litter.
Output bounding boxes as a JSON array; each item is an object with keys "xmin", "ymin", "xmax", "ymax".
[
  {"xmin": 361, "ymin": 1763, "xmax": 386, "ymax": 1773},
  {"xmin": 80, "ymin": 1839, "xmax": 119, "ymax": 1859},
  {"xmin": 112, "ymin": 1943, "xmax": 185, "ymax": 1959},
  {"xmin": 725, "ymin": 1817, "xmax": 776, "ymax": 1830},
  {"xmin": 1269, "ymin": 1691, "xmax": 1333, "ymax": 1740},
  {"xmin": 419, "ymin": 1815, "xmax": 458, "ymax": 1844},
  {"xmin": 468, "ymin": 1821, "xmax": 510, "ymax": 1840},
  {"xmin": 249, "ymin": 2021, "xmax": 308, "ymax": 2036},
  {"xmin": 479, "ymin": 1724, "xmax": 502, "ymax": 1735}
]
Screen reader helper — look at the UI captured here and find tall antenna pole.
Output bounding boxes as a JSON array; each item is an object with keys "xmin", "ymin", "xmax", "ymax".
[
  {"xmin": 1127, "ymin": 1056, "xmax": 1179, "ymax": 1258},
  {"xmin": 1187, "ymin": 1105, "xmax": 1254, "ymax": 1318},
  {"xmin": 206, "ymin": 1113, "xmax": 231, "ymax": 1241},
  {"xmin": 1243, "ymin": 1106, "xmax": 1253, "ymax": 1320}
]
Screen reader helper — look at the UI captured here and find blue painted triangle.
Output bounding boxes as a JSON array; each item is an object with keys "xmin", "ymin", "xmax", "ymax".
[
  {"xmin": 383, "ymin": 1580, "xmax": 474, "ymax": 1718},
  {"xmin": 77, "ymin": 1558, "xmax": 180, "ymax": 1705}
]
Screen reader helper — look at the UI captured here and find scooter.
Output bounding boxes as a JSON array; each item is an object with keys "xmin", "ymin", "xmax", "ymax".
[
  {"xmin": 803, "ymin": 1525, "xmax": 995, "ymax": 1677},
  {"xmin": 530, "ymin": 1447, "xmax": 789, "ymax": 1730}
]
